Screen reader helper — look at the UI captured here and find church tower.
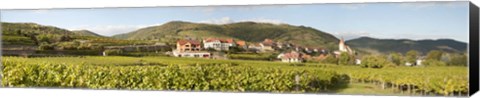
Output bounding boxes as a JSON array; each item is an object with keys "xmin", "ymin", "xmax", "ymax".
[{"xmin": 339, "ymin": 37, "xmax": 347, "ymax": 52}]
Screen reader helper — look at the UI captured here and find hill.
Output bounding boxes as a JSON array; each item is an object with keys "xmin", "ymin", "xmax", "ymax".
[
  {"xmin": 1, "ymin": 22, "xmax": 76, "ymax": 46},
  {"xmin": 1, "ymin": 22, "xmax": 134, "ymax": 47},
  {"xmin": 112, "ymin": 21, "xmax": 340, "ymax": 50},
  {"xmin": 346, "ymin": 37, "xmax": 468, "ymax": 55},
  {"xmin": 72, "ymin": 30, "xmax": 103, "ymax": 37}
]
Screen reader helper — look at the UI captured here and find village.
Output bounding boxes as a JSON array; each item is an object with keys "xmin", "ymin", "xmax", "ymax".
[{"xmin": 166, "ymin": 37, "xmax": 427, "ymax": 66}]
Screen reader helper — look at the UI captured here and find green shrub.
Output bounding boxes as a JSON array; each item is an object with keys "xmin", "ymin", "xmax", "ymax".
[
  {"xmin": 423, "ymin": 59, "xmax": 447, "ymax": 66},
  {"xmin": 320, "ymin": 55, "xmax": 337, "ymax": 64},
  {"xmin": 104, "ymin": 49, "xmax": 123, "ymax": 56},
  {"xmin": 360, "ymin": 55, "xmax": 394, "ymax": 68}
]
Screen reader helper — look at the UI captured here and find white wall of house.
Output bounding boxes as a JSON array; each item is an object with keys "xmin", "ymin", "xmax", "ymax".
[
  {"xmin": 173, "ymin": 50, "xmax": 210, "ymax": 58},
  {"xmin": 416, "ymin": 59, "xmax": 423, "ymax": 66},
  {"xmin": 282, "ymin": 58, "xmax": 300, "ymax": 63},
  {"xmin": 203, "ymin": 40, "xmax": 221, "ymax": 50},
  {"xmin": 355, "ymin": 59, "xmax": 361, "ymax": 65},
  {"xmin": 203, "ymin": 40, "xmax": 231, "ymax": 51}
]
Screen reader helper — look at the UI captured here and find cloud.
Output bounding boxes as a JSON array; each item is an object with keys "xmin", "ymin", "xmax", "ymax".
[
  {"xmin": 339, "ymin": 4, "xmax": 367, "ymax": 10},
  {"xmin": 190, "ymin": 5, "xmax": 291, "ymax": 14},
  {"xmin": 238, "ymin": 18, "xmax": 285, "ymax": 25},
  {"xmin": 67, "ymin": 23, "xmax": 163, "ymax": 36},
  {"xmin": 199, "ymin": 17, "xmax": 285, "ymax": 25},
  {"xmin": 332, "ymin": 31, "xmax": 371, "ymax": 40},
  {"xmin": 198, "ymin": 17, "xmax": 234, "ymax": 24},
  {"xmin": 393, "ymin": 33, "xmax": 455, "ymax": 41}
]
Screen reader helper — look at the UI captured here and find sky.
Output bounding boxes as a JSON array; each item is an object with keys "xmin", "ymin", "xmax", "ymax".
[{"xmin": 0, "ymin": 1, "xmax": 470, "ymax": 42}]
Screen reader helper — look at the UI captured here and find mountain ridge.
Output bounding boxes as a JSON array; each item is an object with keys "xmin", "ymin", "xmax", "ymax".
[
  {"xmin": 346, "ymin": 36, "xmax": 467, "ymax": 54},
  {"xmin": 112, "ymin": 21, "xmax": 341, "ymax": 50}
]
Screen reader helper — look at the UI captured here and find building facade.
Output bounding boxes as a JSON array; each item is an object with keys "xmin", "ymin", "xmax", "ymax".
[
  {"xmin": 174, "ymin": 39, "xmax": 210, "ymax": 58},
  {"xmin": 203, "ymin": 38, "xmax": 236, "ymax": 51}
]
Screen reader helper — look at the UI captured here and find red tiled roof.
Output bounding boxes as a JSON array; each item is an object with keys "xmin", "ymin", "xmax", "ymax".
[
  {"xmin": 281, "ymin": 51, "xmax": 301, "ymax": 59},
  {"xmin": 226, "ymin": 39, "xmax": 234, "ymax": 43},
  {"xmin": 204, "ymin": 38, "xmax": 233, "ymax": 43},
  {"xmin": 236, "ymin": 41, "xmax": 246, "ymax": 46},
  {"xmin": 177, "ymin": 39, "xmax": 201, "ymax": 45},
  {"xmin": 262, "ymin": 39, "xmax": 275, "ymax": 46}
]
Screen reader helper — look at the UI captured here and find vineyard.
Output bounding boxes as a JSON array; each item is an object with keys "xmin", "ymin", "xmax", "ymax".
[{"xmin": 0, "ymin": 56, "xmax": 469, "ymax": 96}]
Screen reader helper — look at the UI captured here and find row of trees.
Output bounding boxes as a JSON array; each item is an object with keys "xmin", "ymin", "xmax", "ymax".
[{"xmin": 316, "ymin": 50, "xmax": 467, "ymax": 68}]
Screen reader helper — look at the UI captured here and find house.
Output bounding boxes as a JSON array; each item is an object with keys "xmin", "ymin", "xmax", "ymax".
[
  {"xmin": 248, "ymin": 43, "xmax": 263, "ymax": 52},
  {"xmin": 277, "ymin": 51, "xmax": 303, "ymax": 63},
  {"xmin": 173, "ymin": 39, "xmax": 210, "ymax": 58},
  {"xmin": 177, "ymin": 39, "xmax": 202, "ymax": 52},
  {"xmin": 355, "ymin": 59, "xmax": 362, "ymax": 65},
  {"xmin": 405, "ymin": 57, "xmax": 424, "ymax": 66},
  {"xmin": 225, "ymin": 39, "xmax": 236, "ymax": 47},
  {"xmin": 247, "ymin": 43, "xmax": 274, "ymax": 52},
  {"xmin": 405, "ymin": 62, "xmax": 413, "ymax": 66},
  {"xmin": 304, "ymin": 47, "xmax": 312, "ymax": 53},
  {"xmin": 203, "ymin": 38, "xmax": 236, "ymax": 51},
  {"xmin": 416, "ymin": 59, "xmax": 423, "ymax": 66},
  {"xmin": 235, "ymin": 41, "xmax": 247, "ymax": 49},
  {"xmin": 259, "ymin": 43, "xmax": 274, "ymax": 52},
  {"xmin": 262, "ymin": 39, "xmax": 275, "ymax": 46},
  {"xmin": 259, "ymin": 39, "xmax": 275, "ymax": 52},
  {"xmin": 275, "ymin": 42, "xmax": 284, "ymax": 49}
]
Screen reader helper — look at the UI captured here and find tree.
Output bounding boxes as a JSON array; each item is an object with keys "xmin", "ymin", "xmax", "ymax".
[
  {"xmin": 389, "ymin": 52, "xmax": 403, "ymax": 66},
  {"xmin": 38, "ymin": 42, "xmax": 54, "ymax": 50},
  {"xmin": 423, "ymin": 50, "xmax": 447, "ymax": 66},
  {"xmin": 405, "ymin": 50, "xmax": 419, "ymax": 63},
  {"xmin": 104, "ymin": 49, "xmax": 123, "ymax": 56},
  {"xmin": 448, "ymin": 53, "xmax": 467, "ymax": 66},
  {"xmin": 426, "ymin": 50, "xmax": 443, "ymax": 61},
  {"xmin": 423, "ymin": 59, "xmax": 447, "ymax": 66},
  {"xmin": 360, "ymin": 55, "xmax": 394, "ymax": 68},
  {"xmin": 338, "ymin": 52, "xmax": 352, "ymax": 65},
  {"xmin": 321, "ymin": 55, "xmax": 338, "ymax": 64}
]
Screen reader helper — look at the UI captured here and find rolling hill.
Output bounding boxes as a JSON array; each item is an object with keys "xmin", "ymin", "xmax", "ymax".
[
  {"xmin": 72, "ymin": 30, "xmax": 103, "ymax": 37},
  {"xmin": 1, "ymin": 22, "xmax": 103, "ymax": 46},
  {"xmin": 112, "ymin": 21, "xmax": 341, "ymax": 50},
  {"xmin": 346, "ymin": 37, "xmax": 468, "ymax": 55}
]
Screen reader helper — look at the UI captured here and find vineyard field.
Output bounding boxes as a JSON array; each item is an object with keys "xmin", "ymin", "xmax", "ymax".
[{"xmin": 1, "ymin": 56, "xmax": 469, "ymax": 96}]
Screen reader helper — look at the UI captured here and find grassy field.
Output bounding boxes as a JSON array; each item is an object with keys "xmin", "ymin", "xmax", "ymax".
[{"xmin": 1, "ymin": 56, "xmax": 469, "ymax": 96}]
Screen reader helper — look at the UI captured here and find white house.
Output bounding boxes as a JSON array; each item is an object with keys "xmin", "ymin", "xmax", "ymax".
[
  {"xmin": 174, "ymin": 39, "xmax": 211, "ymax": 58},
  {"xmin": 203, "ymin": 38, "xmax": 235, "ymax": 51},
  {"xmin": 173, "ymin": 51, "xmax": 211, "ymax": 58},
  {"xmin": 278, "ymin": 51, "xmax": 303, "ymax": 63},
  {"xmin": 416, "ymin": 59, "xmax": 423, "ymax": 66},
  {"xmin": 355, "ymin": 59, "xmax": 362, "ymax": 65}
]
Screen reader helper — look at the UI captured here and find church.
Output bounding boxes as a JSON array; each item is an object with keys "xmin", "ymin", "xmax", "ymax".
[{"xmin": 334, "ymin": 37, "xmax": 355, "ymax": 56}]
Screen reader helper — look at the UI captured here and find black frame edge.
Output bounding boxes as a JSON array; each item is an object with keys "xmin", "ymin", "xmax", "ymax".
[{"xmin": 469, "ymin": 1, "xmax": 480, "ymax": 96}]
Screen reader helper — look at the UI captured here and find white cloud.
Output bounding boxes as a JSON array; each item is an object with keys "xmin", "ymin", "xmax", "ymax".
[
  {"xmin": 238, "ymin": 18, "xmax": 285, "ymax": 25},
  {"xmin": 199, "ymin": 17, "xmax": 285, "ymax": 25},
  {"xmin": 393, "ymin": 33, "xmax": 454, "ymax": 41},
  {"xmin": 332, "ymin": 31, "xmax": 371, "ymax": 40},
  {"xmin": 198, "ymin": 17, "xmax": 234, "ymax": 24}
]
